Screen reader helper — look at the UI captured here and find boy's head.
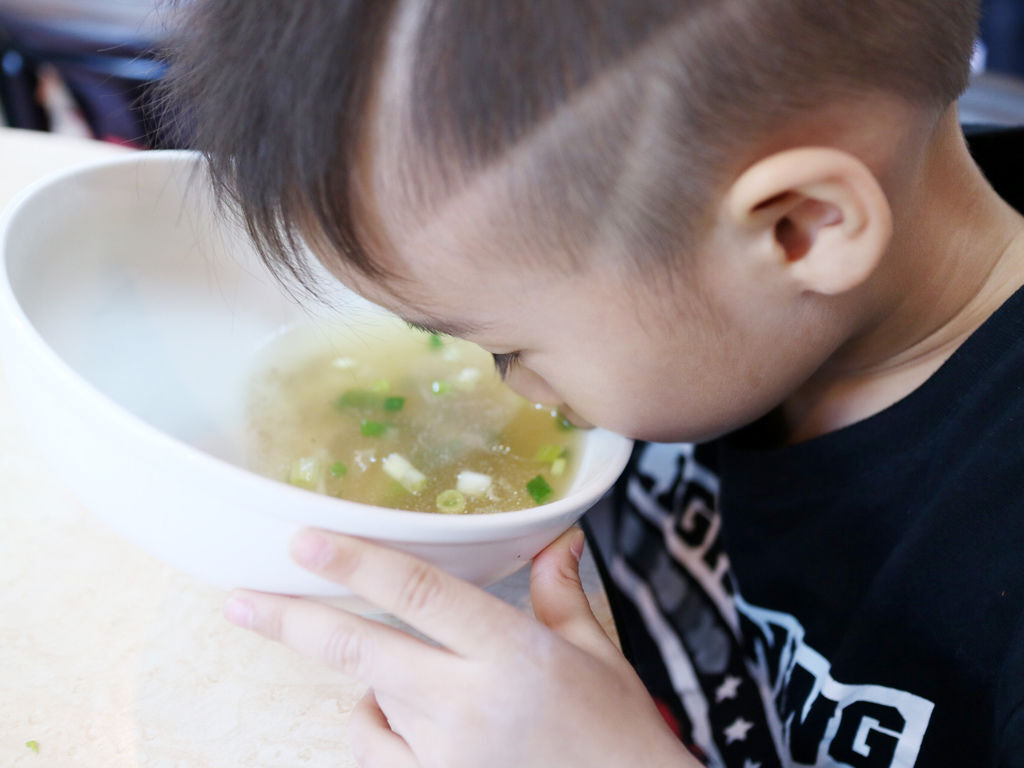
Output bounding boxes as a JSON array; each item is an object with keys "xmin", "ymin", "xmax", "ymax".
[{"xmin": 166, "ymin": 0, "xmax": 980, "ymax": 441}]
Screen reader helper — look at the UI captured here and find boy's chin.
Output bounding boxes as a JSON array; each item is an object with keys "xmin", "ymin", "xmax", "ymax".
[{"xmin": 622, "ymin": 418, "xmax": 743, "ymax": 445}]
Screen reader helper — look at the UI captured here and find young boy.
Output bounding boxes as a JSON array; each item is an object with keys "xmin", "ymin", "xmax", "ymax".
[{"xmin": 165, "ymin": 1, "xmax": 1024, "ymax": 765}]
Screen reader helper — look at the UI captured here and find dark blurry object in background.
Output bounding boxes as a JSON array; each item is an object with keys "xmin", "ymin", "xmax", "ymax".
[
  {"xmin": 981, "ymin": 0, "xmax": 1024, "ymax": 78},
  {"xmin": 963, "ymin": 0, "xmax": 1024, "ymax": 127},
  {"xmin": 0, "ymin": 1, "xmax": 178, "ymax": 147},
  {"xmin": 961, "ymin": 72, "xmax": 1024, "ymax": 125}
]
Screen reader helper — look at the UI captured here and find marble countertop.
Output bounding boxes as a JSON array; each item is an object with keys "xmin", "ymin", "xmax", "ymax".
[{"xmin": 0, "ymin": 128, "xmax": 616, "ymax": 768}]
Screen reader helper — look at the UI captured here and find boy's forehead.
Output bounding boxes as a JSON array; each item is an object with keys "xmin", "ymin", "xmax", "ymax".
[
  {"xmin": 328, "ymin": 182, "xmax": 645, "ymax": 345},
  {"xmin": 347, "ymin": 131, "xmax": 689, "ymax": 342},
  {"xmin": 320, "ymin": 220, "xmax": 526, "ymax": 337},
  {"xmin": 354, "ymin": 136, "xmax": 588, "ymax": 293}
]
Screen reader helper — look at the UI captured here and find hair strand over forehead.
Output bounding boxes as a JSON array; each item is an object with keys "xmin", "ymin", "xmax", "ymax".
[{"xmin": 161, "ymin": 0, "xmax": 399, "ymax": 292}]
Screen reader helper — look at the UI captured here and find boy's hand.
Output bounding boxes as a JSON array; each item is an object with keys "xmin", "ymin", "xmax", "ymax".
[{"xmin": 223, "ymin": 527, "xmax": 699, "ymax": 768}]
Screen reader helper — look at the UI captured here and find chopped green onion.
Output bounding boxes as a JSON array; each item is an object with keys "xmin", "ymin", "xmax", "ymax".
[
  {"xmin": 334, "ymin": 389, "xmax": 380, "ymax": 409},
  {"xmin": 288, "ymin": 456, "xmax": 324, "ymax": 490},
  {"xmin": 371, "ymin": 378, "xmax": 391, "ymax": 393},
  {"xmin": 534, "ymin": 444, "xmax": 566, "ymax": 463},
  {"xmin": 329, "ymin": 461, "xmax": 348, "ymax": 477},
  {"xmin": 383, "ymin": 396, "xmax": 406, "ymax": 411},
  {"xmin": 457, "ymin": 470, "xmax": 492, "ymax": 497},
  {"xmin": 431, "ymin": 380, "xmax": 452, "ymax": 395},
  {"xmin": 428, "ymin": 333, "xmax": 444, "ymax": 349},
  {"xmin": 551, "ymin": 457, "xmax": 567, "ymax": 476},
  {"xmin": 526, "ymin": 475, "xmax": 553, "ymax": 504},
  {"xmin": 360, "ymin": 420, "xmax": 388, "ymax": 437},
  {"xmin": 435, "ymin": 489, "xmax": 467, "ymax": 514},
  {"xmin": 26, "ymin": 740, "xmax": 39, "ymax": 753},
  {"xmin": 382, "ymin": 453, "xmax": 426, "ymax": 493}
]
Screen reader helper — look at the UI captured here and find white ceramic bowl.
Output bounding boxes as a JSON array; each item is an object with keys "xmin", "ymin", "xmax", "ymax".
[{"xmin": 0, "ymin": 151, "xmax": 632, "ymax": 596}]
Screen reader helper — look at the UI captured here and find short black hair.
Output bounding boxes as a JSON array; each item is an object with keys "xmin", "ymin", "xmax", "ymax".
[{"xmin": 163, "ymin": 0, "xmax": 980, "ymax": 291}]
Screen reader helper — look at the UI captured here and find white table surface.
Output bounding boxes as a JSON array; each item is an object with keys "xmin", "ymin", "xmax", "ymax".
[{"xmin": 0, "ymin": 128, "xmax": 616, "ymax": 768}]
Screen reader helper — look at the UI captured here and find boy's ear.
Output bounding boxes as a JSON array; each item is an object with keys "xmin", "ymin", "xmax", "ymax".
[{"xmin": 722, "ymin": 148, "xmax": 893, "ymax": 295}]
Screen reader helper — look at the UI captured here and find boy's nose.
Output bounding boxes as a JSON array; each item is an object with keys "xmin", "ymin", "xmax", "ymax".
[
  {"xmin": 504, "ymin": 365, "xmax": 561, "ymax": 407},
  {"xmin": 558, "ymin": 405, "xmax": 594, "ymax": 430},
  {"xmin": 503, "ymin": 367, "xmax": 592, "ymax": 427}
]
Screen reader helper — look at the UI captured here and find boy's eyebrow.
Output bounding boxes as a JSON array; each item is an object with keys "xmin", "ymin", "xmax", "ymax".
[{"xmin": 401, "ymin": 316, "xmax": 489, "ymax": 338}]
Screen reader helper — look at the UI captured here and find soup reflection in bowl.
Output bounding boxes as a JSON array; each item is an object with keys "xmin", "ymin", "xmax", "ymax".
[{"xmin": 0, "ymin": 151, "xmax": 633, "ymax": 598}]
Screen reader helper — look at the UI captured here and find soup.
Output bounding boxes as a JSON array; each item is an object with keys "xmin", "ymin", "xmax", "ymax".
[{"xmin": 247, "ymin": 321, "xmax": 583, "ymax": 513}]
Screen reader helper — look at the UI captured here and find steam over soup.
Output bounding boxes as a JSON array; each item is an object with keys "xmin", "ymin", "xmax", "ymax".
[{"xmin": 247, "ymin": 322, "xmax": 583, "ymax": 513}]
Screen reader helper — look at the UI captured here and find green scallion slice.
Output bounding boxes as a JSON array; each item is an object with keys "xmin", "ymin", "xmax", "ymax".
[
  {"xmin": 360, "ymin": 420, "xmax": 388, "ymax": 437},
  {"xmin": 26, "ymin": 741, "xmax": 39, "ymax": 754},
  {"xmin": 428, "ymin": 333, "xmax": 444, "ymax": 349},
  {"xmin": 526, "ymin": 475, "xmax": 553, "ymax": 504},
  {"xmin": 382, "ymin": 453, "xmax": 426, "ymax": 493},
  {"xmin": 383, "ymin": 396, "xmax": 406, "ymax": 411},
  {"xmin": 435, "ymin": 489, "xmax": 467, "ymax": 514},
  {"xmin": 431, "ymin": 380, "xmax": 452, "ymax": 395},
  {"xmin": 534, "ymin": 444, "xmax": 566, "ymax": 463},
  {"xmin": 288, "ymin": 456, "xmax": 324, "ymax": 490},
  {"xmin": 329, "ymin": 461, "xmax": 348, "ymax": 477}
]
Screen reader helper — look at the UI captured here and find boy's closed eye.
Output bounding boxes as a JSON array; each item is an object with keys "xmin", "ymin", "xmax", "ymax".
[
  {"xmin": 400, "ymin": 318, "xmax": 520, "ymax": 378},
  {"xmin": 492, "ymin": 351, "xmax": 520, "ymax": 379}
]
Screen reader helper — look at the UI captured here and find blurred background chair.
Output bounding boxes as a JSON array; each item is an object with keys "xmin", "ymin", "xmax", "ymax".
[{"xmin": 0, "ymin": 0, "xmax": 175, "ymax": 147}]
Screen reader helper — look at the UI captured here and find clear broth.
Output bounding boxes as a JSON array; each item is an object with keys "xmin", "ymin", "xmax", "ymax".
[{"xmin": 247, "ymin": 322, "xmax": 582, "ymax": 513}]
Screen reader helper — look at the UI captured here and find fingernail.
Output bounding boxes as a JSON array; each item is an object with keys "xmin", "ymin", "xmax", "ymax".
[
  {"xmin": 224, "ymin": 596, "xmax": 254, "ymax": 628},
  {"xmin": 291, "ymin": 530, "xmax": 333, "ymax": 569},
  {"xmin": 570, "ymin": 528, "xmax": 585, "ymax": 562}
]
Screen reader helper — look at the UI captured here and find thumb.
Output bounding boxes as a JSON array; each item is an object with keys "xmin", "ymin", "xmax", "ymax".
[{"xmin": 530, "ymin": 527, "xmax": 618, "ymax": 660}]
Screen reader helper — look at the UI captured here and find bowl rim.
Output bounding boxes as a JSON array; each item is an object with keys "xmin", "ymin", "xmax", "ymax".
[{"xmin": 0, "ymin": 150, "xmax": 634, "ymax": 540}]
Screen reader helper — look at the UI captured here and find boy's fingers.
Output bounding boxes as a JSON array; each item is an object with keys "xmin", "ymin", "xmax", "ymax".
[
  {"xmin": 530, "ymin": 527, "xmax": 619, "ymax": 660},
  {"xmin": 287, "ymin": 529, "xmax": 527, "ymax": 657},
  {"xmin": 224, "ymin": 590, "xmax": 454, "ymax": 702},
  {"xmin": 349, "ymin": 690, "xmax": 419, "ymax": 768}
]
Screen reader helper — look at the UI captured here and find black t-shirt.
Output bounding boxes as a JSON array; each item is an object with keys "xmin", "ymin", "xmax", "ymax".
[{"xmin": 589, "ymin": 127, "xmax": 1024, "ymax": 767}]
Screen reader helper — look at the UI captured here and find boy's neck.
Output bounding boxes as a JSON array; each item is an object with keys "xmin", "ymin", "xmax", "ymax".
[{"xmin": 782, "ymin": 111, "xmax": 1024, "ymax": 444}]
